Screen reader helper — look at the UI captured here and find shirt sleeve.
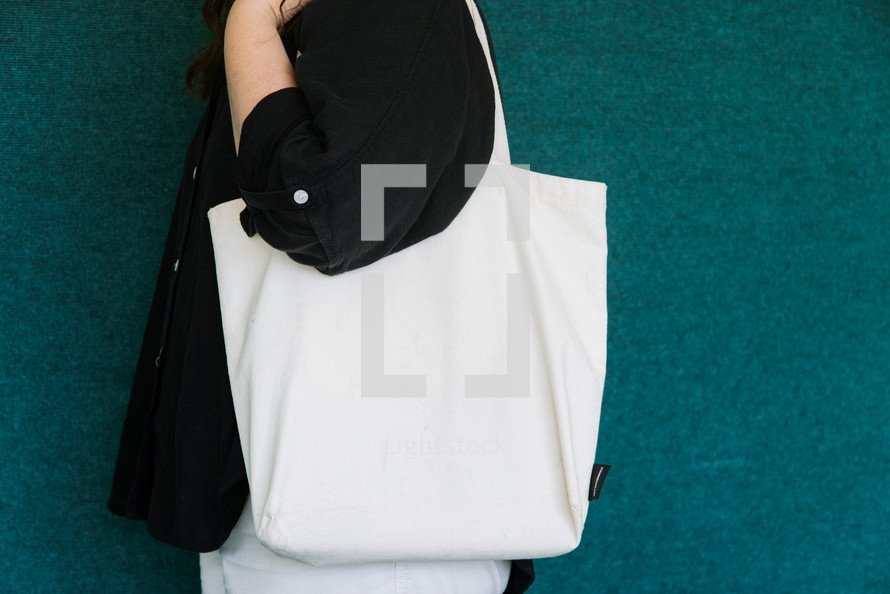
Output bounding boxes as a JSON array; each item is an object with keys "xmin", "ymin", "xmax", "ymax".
[{"xmin": 232, "ymin": 0, "xmax": 495, "ymax": 275}]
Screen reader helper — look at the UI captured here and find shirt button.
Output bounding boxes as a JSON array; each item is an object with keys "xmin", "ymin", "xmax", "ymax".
[
  {"xmin": 293, "ymin": 189, "xmax": 309, "ymax": 204},
  {"xmin": 192, "ymin": 166, "xmax": 198, "ymax": 180},
  {"xmin": 173, "ymin": 258, "xmax": 180, "ymax": 272}
]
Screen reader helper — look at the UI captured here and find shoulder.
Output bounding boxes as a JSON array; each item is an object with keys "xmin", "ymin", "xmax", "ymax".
[{"xmin": 289, "ymin": 0, "xmax": 488, "ymax": 185}]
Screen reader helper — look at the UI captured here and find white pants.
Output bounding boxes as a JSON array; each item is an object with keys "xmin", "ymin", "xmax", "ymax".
[{"xmin": 200, "ymin": 495, "xmax": 512, "ymax": 593}]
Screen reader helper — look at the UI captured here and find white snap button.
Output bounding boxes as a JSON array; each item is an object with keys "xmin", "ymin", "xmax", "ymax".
[
  {"xmin": 173, "ymin": 258, "xmax": 179, "ymax": 272},
  {"xmin": 293, "ymin": 189, "xmax": 309, "ymax": 204},
  {"xmin": 192, "ymin": 166, "xmax": 197, "ymax": 180}
]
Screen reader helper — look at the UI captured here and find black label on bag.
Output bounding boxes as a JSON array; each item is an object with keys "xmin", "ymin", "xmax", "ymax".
[{"xmin": 588, "ymin": 463, "xmax": 610, "ymax": 501}]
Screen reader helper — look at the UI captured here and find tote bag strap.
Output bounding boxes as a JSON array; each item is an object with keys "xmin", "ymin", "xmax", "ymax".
[{"xmin": 465, "ymin": 0, "xmax": 511, "ymax": 166}]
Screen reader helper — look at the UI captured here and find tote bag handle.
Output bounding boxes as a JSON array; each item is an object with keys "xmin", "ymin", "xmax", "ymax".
[{"xmin": 466, "ymin": 0, "xmax": 511, "ymax": 166}]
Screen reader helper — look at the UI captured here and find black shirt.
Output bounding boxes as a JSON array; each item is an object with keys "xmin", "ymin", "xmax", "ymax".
[{"xmin": 107, "ymin": 0, "xmax": 534, "ymax": 591}]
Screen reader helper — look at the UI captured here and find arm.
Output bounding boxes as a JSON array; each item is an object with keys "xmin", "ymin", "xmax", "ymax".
[
  {"xmin": 224, "ymin": 0, "xmax": 308, "ymax": 153},
  {"xmin": 225, "ymin": 0, "xmax": 496, "ymax": 275}
]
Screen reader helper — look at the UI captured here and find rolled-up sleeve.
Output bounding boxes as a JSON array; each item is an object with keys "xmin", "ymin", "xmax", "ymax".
[
  {"xmin": 231, "ymin": 0, "xmax": 496, "ymax": 275},
  {"xmin": 235, "ymin": 87, "xmax": 327, "ymax": 267}
]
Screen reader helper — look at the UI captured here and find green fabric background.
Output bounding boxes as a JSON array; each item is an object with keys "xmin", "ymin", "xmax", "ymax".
[{"xmin": 2, "ymin": 0, "xmax": 888, "ymax": 591}]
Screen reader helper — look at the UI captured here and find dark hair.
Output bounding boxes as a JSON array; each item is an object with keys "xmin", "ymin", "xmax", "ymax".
[{"xmin": 185, "ymin": 0, "xmax": 298, "ymax": 101}]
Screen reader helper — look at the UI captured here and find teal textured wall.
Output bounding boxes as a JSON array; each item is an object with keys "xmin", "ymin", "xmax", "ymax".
[{"xmin": 2, "ymin": 0, "xmax": 888, "ymax": 591}]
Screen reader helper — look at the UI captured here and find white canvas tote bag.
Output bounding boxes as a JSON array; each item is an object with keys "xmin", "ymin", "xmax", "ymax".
[{"xmin": 208, "ymin": 0, "xmax": 607, "ymax": 566}]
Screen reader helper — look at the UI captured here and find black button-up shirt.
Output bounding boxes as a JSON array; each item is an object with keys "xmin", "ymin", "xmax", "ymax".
[{"xmin": 108, "ymin": 0, "xmax": 533, "ymax": 591}]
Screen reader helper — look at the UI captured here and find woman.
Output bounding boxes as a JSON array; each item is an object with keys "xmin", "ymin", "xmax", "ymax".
[{"xmin": 107, "ymin": 0, "xmax": 535, "ymax": 591}]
